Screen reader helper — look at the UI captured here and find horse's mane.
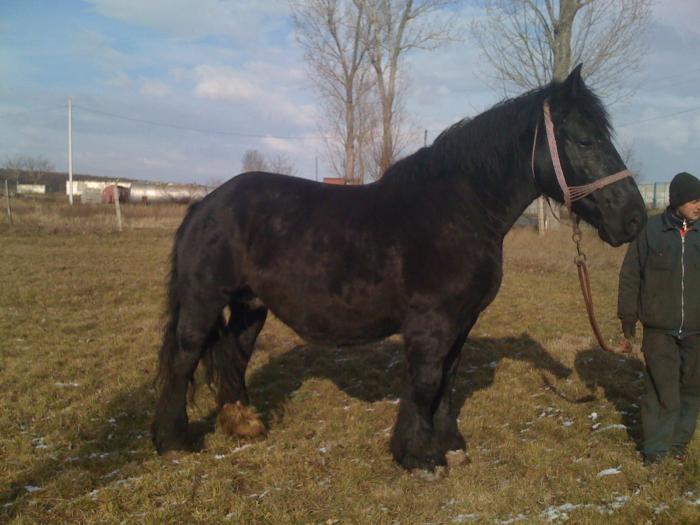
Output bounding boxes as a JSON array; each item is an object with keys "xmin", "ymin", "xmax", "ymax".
[{"xmin": 380, "ymin": 79, "xmax": 611, "ymax": 186}]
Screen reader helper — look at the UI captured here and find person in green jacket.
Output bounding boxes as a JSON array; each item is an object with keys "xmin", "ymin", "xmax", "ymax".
[{"xmin": 618, "ymin": 171, "xmax": 700, "ymax": 464}]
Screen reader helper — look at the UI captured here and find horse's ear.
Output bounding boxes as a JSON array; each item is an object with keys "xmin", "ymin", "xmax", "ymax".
[{"xmin": 563, "ymin": 63, "xmax": 584, "ymax": 98}]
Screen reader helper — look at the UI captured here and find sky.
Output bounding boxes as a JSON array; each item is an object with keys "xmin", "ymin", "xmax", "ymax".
[{"xmin": 1, "ymin": 0, "xmax": 699, "ymax": 186}]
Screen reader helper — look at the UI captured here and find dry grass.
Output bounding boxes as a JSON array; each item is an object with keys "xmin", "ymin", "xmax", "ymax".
[
  {"xmin": 1, "ymin": 194, "xmax": 187, "ymax": 233},
  {"xmin": 1, "ymin": 200, "xmax": 699, "ymax": 524}
]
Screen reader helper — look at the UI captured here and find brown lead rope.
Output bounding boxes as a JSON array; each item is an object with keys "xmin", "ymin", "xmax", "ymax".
[{"xmin": 572, "ymin": 217, "xmax": 631, "ymax": 354}]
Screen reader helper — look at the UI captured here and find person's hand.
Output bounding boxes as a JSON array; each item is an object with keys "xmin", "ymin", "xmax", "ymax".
[
  {"xmin": 620, "ymin": 321, "xmax": 639, "ymax": 354},
  {"xmin": 621, "ymin": 337, "xmax": 634, "ymax": 354}
]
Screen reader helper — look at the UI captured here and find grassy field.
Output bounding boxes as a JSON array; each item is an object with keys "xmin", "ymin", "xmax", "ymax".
[{"xmin": 1, "ymin": 198, "xmax": 699, "ymax": 524}]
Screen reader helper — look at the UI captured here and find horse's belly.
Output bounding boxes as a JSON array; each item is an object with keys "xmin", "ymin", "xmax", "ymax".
[{"xmin": 256, "ymin": 283, "xmax": 402, "ymax": 345}]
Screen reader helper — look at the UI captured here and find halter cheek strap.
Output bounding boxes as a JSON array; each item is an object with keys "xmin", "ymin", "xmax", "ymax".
[{"xmin": 531, "ymin": 100, "xmax": 632, "ymax": 212}]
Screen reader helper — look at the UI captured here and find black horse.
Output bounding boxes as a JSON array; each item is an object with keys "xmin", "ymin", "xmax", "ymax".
[{"xmin": 152, "ymin": 65, "xmax": 646, "ymax": 471}]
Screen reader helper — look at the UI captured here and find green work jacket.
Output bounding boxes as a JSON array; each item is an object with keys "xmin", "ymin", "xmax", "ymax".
[{"xmin": 618, "ymin": 208, "xmax": 700, "ymax": 338}]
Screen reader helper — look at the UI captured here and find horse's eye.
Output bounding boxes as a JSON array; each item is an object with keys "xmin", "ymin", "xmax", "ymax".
[{"xmin": 577, "ymin": 140, "xmax": 594, "ymax": 148}]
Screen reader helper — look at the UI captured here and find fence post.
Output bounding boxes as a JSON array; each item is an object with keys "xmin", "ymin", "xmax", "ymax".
[
  {"xmin": 4, "ymin": 179, "xmax": 12, "ymax": 226},
  {"xmin": 114, "ymin": 180, "xmax": 123, "ymax": 232}
]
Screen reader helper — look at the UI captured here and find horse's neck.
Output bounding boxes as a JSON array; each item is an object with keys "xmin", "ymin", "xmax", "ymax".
[{"xmin": 450, "ymin": 156, "xmax": 540, "ymax": 238}]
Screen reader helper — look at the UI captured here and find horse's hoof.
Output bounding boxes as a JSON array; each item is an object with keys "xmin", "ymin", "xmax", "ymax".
[
  {"xmin": 395, "ymin": 449, "xmax": 447, "ymax": 472},
  {"xmin": 445, "ymin": 449, "xmax": 470, "ymax": 468},
  {"xmin": 411, "ymin": 465, "xmax": 447, "ymax": 481},
  {"xmin": 161, "ymin": 450, "xmax": 186, "ymax": 461},
  {"xmin": 218, "ymin": 402, "xmax": 266, "ymax": 438},
  {"xmin": 153, "ymin": 435, "xmax": 189, "ymax": 455}
]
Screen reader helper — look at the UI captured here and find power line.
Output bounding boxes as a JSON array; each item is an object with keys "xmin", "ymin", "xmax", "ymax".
[
  {"xmin": 0, "ymin": 107, "xmax": 64, "ymax": 119},
  {"xmin": 72, "ymin": 104, "xmax": 328, "ymax": 141},
  {"xmin": 618, "ymin": 106, "xmax": 700, "ymax": 127},
  {"xmin": 4, "ymin": 96, "xmax": 700, "ymax": 140}
]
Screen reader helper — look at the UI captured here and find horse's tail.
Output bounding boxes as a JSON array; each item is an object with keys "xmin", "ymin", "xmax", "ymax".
[
  {"xmin": 154, "ymin": 235, "xmax": 183, "ymax": 393},
  {"xmin": 154, "ymin": 202, "xmax": 200, "ymax": 393}
]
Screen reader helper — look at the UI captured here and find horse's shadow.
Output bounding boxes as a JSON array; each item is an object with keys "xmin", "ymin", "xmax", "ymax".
[
  {"xmin": 1, "ymin": 382, "xmax": 156, "ymax": 520},
  {"xmin": 247, "ymin": 333, "xmax": 573, "ymax": 427},
  {"xmin": 574, "ymin": 348, "xmax": 645, "ymax": 450}
]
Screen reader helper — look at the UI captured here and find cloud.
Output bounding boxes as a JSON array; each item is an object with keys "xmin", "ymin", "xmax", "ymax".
[
  {"xmin": 629, "ymin": 109, "xmax": 693, "ymax": 154},
  {"xmin": 85, "ymin": 0, "xmax": 289, "ymax": 41},
  {"xmin": 140, "ymin": 80, "xmax": 171, "ymax": 97},
  {"xmin": 192, "ymin": 65, "xmax": 258, "ymax": 102},
  {"xmin": 654, "ymin": 0, "xmax": 700, "ymax": 37},
  {"xmin": 262, "ymin": 136, "xmax": 298, "ymax": 153},
  {"xmin": 190, "ymin": 64, "xmax": 317, "ymax": 128}
]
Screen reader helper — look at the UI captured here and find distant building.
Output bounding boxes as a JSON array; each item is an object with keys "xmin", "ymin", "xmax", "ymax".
[
  {"xmin": 17, "ymin": 184, "xmax": 47, "ymax": 195},
  {"xmin": 322, "ymin": 177, "xmax": 347, "ymax": 185},
  {"xmin": 637, "ymin": 182, "xmax": 670, "ymax": 209},
  {"xmin": 67, "ymin": 180, "xmax": 130, "ymax": 196},
  {"xmin": 128, "ymin": 183, "xmax": 212, "ymax": 204}
]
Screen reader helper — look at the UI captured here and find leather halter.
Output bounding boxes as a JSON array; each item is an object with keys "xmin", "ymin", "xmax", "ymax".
[{"xmin": 531, "ymin": 100, "xmax": 632, "ymax": 211}]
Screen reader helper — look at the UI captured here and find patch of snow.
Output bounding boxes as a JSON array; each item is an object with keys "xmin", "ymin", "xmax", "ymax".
[
  {"xmin": 114, "ymin": 476, "xmax": 141, "ymax": 488},
  {"xmin": 24, "ymin": 485, "xmax": 42, "ymax": 493},
  {"xmin": 248, "ymin": 489, "xmax": 269, "ymax": 500},
  {"xmin": 32, "ymin": 437, "xmax": 49, "ymax": 450},
  {"xmin": 452, "ymin": 513, "xmax": 480, "ymax": 523},
  {"xmin": 541, "ymin": 502, "xmax": 582, "ymax": 522},
  {"xmin": 594, "ymin": 424, "xmax": 627, "ymax": 433},
  {"xmin": 54, "ymin": 382, "xmax": 80, "ymax": 387},
  {"xmin": 596, "ymin": 467, "xmax": 622, "ymax": 477}
]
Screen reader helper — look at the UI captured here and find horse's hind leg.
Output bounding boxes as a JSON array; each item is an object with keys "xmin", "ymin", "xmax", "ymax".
[
  {"xmin": 211, "ymin": 298, "xmax": 268, "ymax": 438},
  {"xmin": 152, "ymin": 293, "xmax": 226, "ymax": 454}
]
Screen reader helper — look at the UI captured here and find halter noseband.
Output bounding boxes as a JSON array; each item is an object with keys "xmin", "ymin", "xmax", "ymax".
[{"xmin": 531, "ymin": 100, "xmax": 632, "ymax": 212}]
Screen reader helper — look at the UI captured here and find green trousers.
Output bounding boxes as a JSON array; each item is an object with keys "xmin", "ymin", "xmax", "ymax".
[{"xmin": 641, "ymin": 330, "xmax": 700, "ymax": 456}]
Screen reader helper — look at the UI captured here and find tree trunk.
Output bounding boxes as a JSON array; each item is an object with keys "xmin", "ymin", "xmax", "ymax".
[
  {"xmin": 552, "ymin": 0, "xmax": 578, "ymax": 81},
  {"xmin": 345, "ymin": 96, "xmax": 356, "ymax": 184}
]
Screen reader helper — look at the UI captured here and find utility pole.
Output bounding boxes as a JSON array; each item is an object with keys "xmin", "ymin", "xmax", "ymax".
[
  {"xmin": 114, "ymin": 180, "xmax": 123, "ymax": 232},
  {"xmin": 424, "ymin": 129, "xmax": 428, "ymax": 147},
  {"xmin": 68, "ymin": 97, "xmax": 74, "ymax": 205},
  {"xmin": 4, "ymin": 179, "xmax": 12, "ymax": 225},
  {"xmin": 538, "ymin": 197, "xmax": 545, "ymax": 235}
]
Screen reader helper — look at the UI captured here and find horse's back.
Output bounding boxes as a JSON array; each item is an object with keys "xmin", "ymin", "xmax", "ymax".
[{"xmin": 180, "ymin": 172, "xmax": 405, "ymax": 343}]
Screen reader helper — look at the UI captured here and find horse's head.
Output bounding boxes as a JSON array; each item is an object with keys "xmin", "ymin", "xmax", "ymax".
[{"xmin": 532, "ymin": 65, "xmax": 646, "ymax": 246}]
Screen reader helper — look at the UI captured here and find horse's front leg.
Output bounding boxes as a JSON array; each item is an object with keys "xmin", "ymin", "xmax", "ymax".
[
  {"xmin": 433, "ymin": 329, "xmax": 471, "ymax": 460},
  {"xmin": 391, "ymin": 311, "xmax": 462, "ymax": 471}
]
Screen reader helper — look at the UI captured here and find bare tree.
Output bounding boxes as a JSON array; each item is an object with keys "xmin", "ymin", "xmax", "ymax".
[
  {"xmin": 471, "ymin": 0, "xmax": 651, "ymax": 234},
  {"xmin": 269, "ymin": 153, "xmax": 298, "ymax": 176},
  {"xmin": 364, "ymin": 0, "xmax": 458, "ymax": 175},
  {"xmin": 292, "ymin": 0, "xmax": 376, "ymax": 184},
  {"xmin": 471, "ymin": 0, "xmax": 652, "ymax": 96},
  {"xmin": 241, "ymin": 149, "xmax": 269, "ymax": 172},
  {"xmin": 2, "ymin": 155, "xmax": 55, "ymax": 187}
]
